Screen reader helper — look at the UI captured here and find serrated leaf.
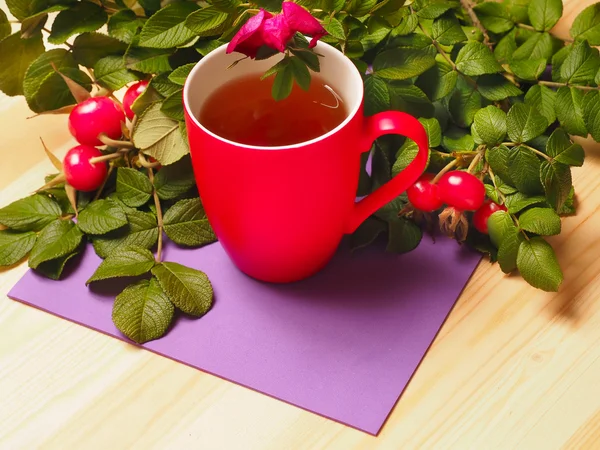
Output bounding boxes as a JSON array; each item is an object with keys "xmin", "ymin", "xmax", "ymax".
[
  {"xmin": 168, "ymin": 63, "xmax": 195, "ymax": 85},
  {"xmin": 373, "ymin": 47, "xmax": 436, "ymax": 80},
  {"xmin": 272, "ymin": 62, "xmax": 293, "ymax": 101},
  {"xmin": 289, "ymin": 56, "xmax": 311, "ymax": 91},
  {"xmin": 507, "ymin": 103, "xmax": 548, "ymax": 143},
  {"xmin": 87, "ymin": 247, "xmax": 155, "ymax": 284},
  {"xmin": 524, "ymin": 84, "xmax": 556, "ymax": 126},
  {"xmin": 289, "ymin": 36, "xmax": 320, "ymax": 72},
  {"xmin": 420, "ymin": 117, "xmax": 441, "ymax": 147},
  {"xmin": 488, "ymin": 210, "xmax": 515, "ymax": 248},
  {"xmin": 571, "ymin": 3, "xmax": 600, "ymax": 45},
  {"xmin": 35, "ymin": 250, "xmax": 79, "ymax": 280},
  {"xmin": 0, "ymin": 33, "xmax": 44, "ymax": 97},
  {"xmin": 131, "ymin": 85, "xmax": 163, "ymax": 117},
  {"xmin": 509, "ymin": 58, "xmax": 546, "ymax": 81},
  {"xmin": 582, "ymin": 90, "xmax": 600, "ymax": 142},
  {"xmin": 517, "ymin": 237, "xmax": 563, "ymax": 291},
  {"xmin": 555, "ymin": 86, "xmax": 588, "ymax": 137},
  {"xmin": 387, "ymin": 217, "xmax": 422, "ymax": 253},
  {"xmin": 388, "ymin": 83, "xmax": 434, "ymax": 117},
  {"xmin": 431, "ymin": 15, "xmax": 467, "ymax": 45},
  {"xmin": 528, "ymin": 0, "xmax": 562, "ymax": 31},
  {"xmin": 0, "ymin": 230, "xmax": 36, "ymax": 266},
  {"xmin": 184, "ymin": 7, "xmax": 229, "ymax": 36},
  {"xmin": 160, "ymin": 89, "xmax": 184, "ymax": 121},
  {"xmin": 150, "ymin": 73, "xmax": 180, "ymax": 97},
  {"xmin": 392, "ymin": 139, "xmax": 430, "ymax": 176},
  {"xmin": 324, "ymin": 17, "xmax": 345, "ymax": 40},
  {"xmin": 72, "ymin": 32, "xmax": 128, "ymax": 68},
  {"xmin": 472, "ymin": 105, "xmax": 507, "ymax": 146},
  {"xmin": 163, "ymin": 198, "xmax": 216, "ymax": 247},
  {"xmin": 558, "ymin": 186, "xmax": 576, "ymax": 215},
  {"xmin": 132, "ymin": 103, "xmax": 189, "ymax": 165},
  {"xmin": 513, "ymin": 32, "xmax": 558, "ymax": 62},
  {"xmin": 391, "ymin": 14, "xmax": 418, "ymax": 36},
  {"xmin": 505, "ymin": 192, "xmax": 548, "ymax": 214},
  {"xmin": 448, "ymin": 78, "xmax": 481, "ymax": 127},
  {"xmin": 153, "ymin": 156, "xmax": 195, "ymax": 200},
  {"xmin": 139, "ymin": 2, "xmax": 198, "ymax": 48},
  {"xmin": 77, "ymin": 199, "xmax": 128, "ymax": 235},
  {"xmin": 349, "ymin": 217, "xmax": 386, "ymax": 251},
  {"xmin": 442, "ymin": 126, "xmax": 475, "ymax": 152},
  {"xmin": 112, "ymin": 278, "xmax": 174, "ymax": 344},
  {"xmin": 474, "ymin": 2, "xmax": 514, "ymax": 34},
  {"xmin": 417, "ymin": 60, "xmax": 457, "ymax": 101},
  {"xmin": 546, "ymin": 129, "xmax": 584, "ymax": 166},
  {"xmin": 94, "ymin": 56, "xmax": 139, "ymax": 91},
  {"xmin": 540, "ymin": 160, "xmax": 572, "ymax": 211},
  {"xmin": 0, "ymin": 9, "xmax": 11, "ymax": 41},
  {"xmin": 476, "ymin": 74, "xmax": 522, "ymax": 101},
  {"xmin": 107, "ymin": 10, "xmax": 146, "ymax": 44},
  {"xmin": 552, "ymin": 44, "xmax": 571, "ymax": 81},
  {"xmin": 416, "ymin": 2, "xmax": 454, "ymax": 19},
  {"xmin": 125, "ymin": 47, "xmax": 174, "ymax": 74},
  {"xmin": 212, "ymin": 0, "xmax": 240, "ymax": 13},
  {"xmin": 138, "ymin": 0, "xmax": 161, "ymax": 15},
  {"xmin": 497, "ymin": 229, "xmax": 524, "ymax": 273},
  {"xmin": 0, "ymin": 194, "xmax": 61, "ymax": 231},
  {"xmin": 29, "ymin": 220, "xmax": 83, "ymax": 269},
  {"xmin": 486, "ymin": 145, "xmax": 513, "ymax": 185},
  {"xmin": 364, "ymin": 76, "xmax": 390, "ymax": 116},
  {"xmin": 559, "ymin": 40, "xmax": 600, "ymax": 85},
  {"xmin": 116, "ymin": 168, "xmax": 153, "ymax": 207},
  {"xmin": 519, "ymin": 207, "xmax": 561, "ymax": 235},
  {"xmin": 508, "ymin": 146, "xmax": 544, "ymax": 195},
  {"xmin": 49, "ymin": 3, "xmax": 107, "ymax": 44},
  {"xmin": 494, "ymin": 29, "xmax": 517, "ymax": 63},
  {"xmin": 92, "ymin": 209, "xmax": 158, "ymax": 259},
  {"xmin": 152, "ymin": 262, "xmax": 213, "ymax": 316},
  {"xmin": 455, "ymin": 41, "xmax": 502, "ymax": 76}
]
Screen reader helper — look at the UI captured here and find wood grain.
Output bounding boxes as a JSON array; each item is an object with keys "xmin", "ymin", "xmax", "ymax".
[{"xmin": 2, "ymin": 2, "xmax": 600, "ymax": 448}]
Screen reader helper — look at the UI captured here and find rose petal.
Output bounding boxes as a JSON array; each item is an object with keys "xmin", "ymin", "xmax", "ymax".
[
  {"xmin": 282, "ymin": 1, "xmax": 327, "ymax": 47},
  {"xmin": 226, "ymin": 9, "xmax": 273, "ymax": 58},
  {"xmin": 261, "ymin": 14, "xmax": 295, "ymax": 52}
]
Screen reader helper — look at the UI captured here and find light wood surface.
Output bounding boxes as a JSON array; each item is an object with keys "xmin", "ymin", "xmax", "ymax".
[{"xmin": 2, "ymin": 2, "xmax": 600, "ymax": 449}]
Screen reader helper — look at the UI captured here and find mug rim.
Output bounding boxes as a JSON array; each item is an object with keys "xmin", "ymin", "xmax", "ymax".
[{"xmin": 182, "ymin": 40, "xmax": 364, "ymax": 151}]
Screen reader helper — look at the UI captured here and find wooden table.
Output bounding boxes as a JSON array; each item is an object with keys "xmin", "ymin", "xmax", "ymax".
[{"xmin": 2, "ymin": 2, "xmax": 600, "ymax": 448}]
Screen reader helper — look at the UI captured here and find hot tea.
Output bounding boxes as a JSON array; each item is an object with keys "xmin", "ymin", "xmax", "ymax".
[{"xmin": 198, "ymin": 73, "xmax": 347, "ymax": 147}]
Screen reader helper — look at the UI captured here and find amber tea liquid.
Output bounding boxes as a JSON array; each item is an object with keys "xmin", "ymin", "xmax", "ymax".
[{"xmin": 198, "ymin": 74, "xmax": 347, "ymax": 146}]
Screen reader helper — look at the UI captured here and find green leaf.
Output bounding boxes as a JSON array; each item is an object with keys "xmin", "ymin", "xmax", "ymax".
[
  {"xmin": 486, "ymin": 145, "xmax": 513, "ymax": 185},
  {"xmin": 476, "ymin": 74, "xmax": 523, "ymax": 101},
  {"xmin": 509, "ymin": 58, "xmax": 547, "ymax": 81},
  {"xmin": 0, "ymin": 230, "xmax": 36, "ymax": 266},
  {"xmin": 29, "ymin": 220, "xmax": 83, "ymax": 269},
  {"xmin": 559, "ymin": 40, "xmax": 600, "ymax": 85},
  {"xmin": 392, "ymin": 139, "xmax": 430, "ymax": 176},
  {"xmin": 112, "ymin": 278, "xmax": 174, "ymax": 344},
  {"xmin": 289, "ymin": 56, "xmax": 311, "ymax": 91},
  {"xmin": 163, "ymin": 198, "xmax": 216, "ymax": 247},
  {"xmin": 474, "ymin": 2, "xmax": 514, "ymax": 34},
  {"xmin": 289, "ymin": 36, "xmax": 320, "ymax": 72},
  {"xmin": 125, "ymin": 46, "xmax": 174, "ymax": 74},
  {"xmin": 558, "ymin": 186, "xmax": 576, "ymax": 215},
  {"xmin": 168, "ymin": 63, "xmax": 195, "ymax": 85},
  {"xmin": 416, "ymin": 2, "xmax": 454, "ymax": 19},
  {"xmin": 150, "ymin": 73, "xmax": 180, "ymax": 97},
  {"xmin": 513, "ymin": 32, "xmax": 558, "ymax": 62},
  {"xmin": 0, "ymin": 33, "xmax": 44, "ymax": 97},
  {"xmin": 131, "ymin": 85, "xmax": 163, "ymax": 117},
  {"xmin": 77, "ymin": 199, "xmax": 128, "ymax": 235},
  {"xmin": 373, "ymin": 47, "xmax": 436, "ymax": 80},
  {"xmin": 272, "ymin": 62, "xmax": 294, "ymax": 101},
  {"xmin": 364, "ymin": 76, "xmax": 390, "ymax": 116},
  {"xmin": 35, "ymin": 250, "xmax": 79, "ymax": 280},
  {"xmin": 116, "ymin": 168, "xmax": 154, "ymax": 208},
  {"xmin": 417, "ymin": 59, "xmax": 457, "ymax": 101},
  {"xmin": 540, "ymin": 160, "xmax": 572, "ymax": 211},
  {"xmin": 494, "ymin": 30, "xmax": 517, "ymax": 64},
  {"xmin": 571, "ymin": 3, "xmax": 600, "ymax": 45},
  {"xmin": 94, "ymin": 56, "xmax": 139, "ymax": 91},
  {"xmin": 508, "ymin": 145, "xmax": 544, "ymax": 195},
  {"xmin": 87, "ymin": 247, "xmax": 155, "ymax": 284},
  {"xmin": 0, "ymin": 194, "xmax": 61, "ymax": 231},
  {"xmin": 431, "ymin": 15, "xmax": 467, "ymax": 45},
  {"xmin": 442, "ymin": 126, "xmax": 475, "ymax": 152},
  {"xmin": 387, "ymin": 217, "xmax": 422, "ymax": 253},
  {"xmin": 349, "ymin": 217, "xmax": 386, "ymax": 251},
  {"xmin": 420, "ymin": 117, "xmax": 442, "ymax": 147},
  {"xmin": 551, "ymin": 44, "xmax": 571, "ymax": 81},
  {"xmin": 488, "ymin": 210, "xmax": 514, "ymax": 248},
  {"xmin": 388, "ymin": 83, "xmax": 434, "ymax": 117},
  {"xmin": 448, "ymin": 78, "xmax": 481, "ymax": 127},
  {"xmin": 107, "ymin": 10, "xmax": 146, "ymax": 44},
  {"xmin": 184, "ymin": 7, "xmax": 229, "ymax": 36},
  {"xmin": 519, "ymin": 207, "xmax": 561, "ymax": 235},
  {"xmin": 555, "ymin": 86, "xmax": 588, "ymax": 137},
  {"xmin": 132, "ymin": 103, "xmax": 189, "ymax": 165},
  {"xmin": 507, "ymin": 0, "xmax": 530, "ymax": 22},
  {"xmin": 139, "ymin": 2, "xmax": 198, "ymax": 48},
  {"xmin": 497, "ymin": 229, "xmax": 524, "ymax": 273},
  {"xmin": 324, "ymin": 17, "xmax": 345, "ymax": 40},
  {"xmin": 472, "ymin": 105, "xmax": 507, "ymax": 146},
  {"xmin": 92, "ymin": 209, "xmax": 158, "ymax": 259},
  {"xmin": 152, "ymin": 262, "xmax": 213, "ymax": 316},
  {"xmin": 391, "ymin": 14, "xmax": 418, "ymax": 36},
  {"xmin": 507, "ymin": 103, "xmax": 548, "ymax": 143},
  {"xmin": 72, "ymin": 32, "xmax": 128, "ymax": 68},
  {"xmin": 160, "ymin": 89, "xmax": 184, "ymax": 121},
  {"xmin": 0, "ymin": 9, "xmax": 11, "ymax": 40},
  {"xmin": 152, "ymin": 156, "xmax": 195, "ymax": 200},
  {"xmin": 455, "ymin": 41, "xmax": 502, "ymax": 76},
  {"xmin": 524, "ymin": 84, "xmax": 556, "ymax": 126},
  {"xmin": 546, "ymin": 129, "xmax": 584, "ymax": 166},
  {"xmin": 528, "ymin": 0, "xmax": 562, "ymax": 31},
  {"xmin": 5, "ymin": 0, "xmax": 44, "ymax": 21},
  {"xmin": 504, "ymin": 192, "xmax": 548, "ymax": 214},
  {"xmin": 517, "ymin": 237, "xmax": 563, "ymax": 291},
  {"xmin": 582, "ymin": 90, "xmax": 600, "ymax": 142},
  {"xmin": 49, "ymin": 2, "xmax": 107, "ymax": 44}
]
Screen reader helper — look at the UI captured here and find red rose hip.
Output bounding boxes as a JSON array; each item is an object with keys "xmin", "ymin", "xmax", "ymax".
[
  {"xmin": 63, "ymin": 145, "xmax": 107, "ymax": 191},
  {"xmin": 68, "ymin": 97, "xmax": 125, "ymax": 146},
  {"xmin": 437, "ymin": 171, "xmax": 485, "ymax": 211},
  {"xmin": 123, "ymin": 80, "xmax": 149, "ymax": 120},
  {"xmin": 407, "ymin": 173, "xmax": 443, "ymax": 212},
  {"xmin": 472, "ymin": 199, "xmax": 508, "ymax": 234}
]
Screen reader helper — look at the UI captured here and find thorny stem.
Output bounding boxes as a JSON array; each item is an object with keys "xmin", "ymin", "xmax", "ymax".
[
  {"xmin": 433, "ymin": 158, "xmax": 459, "ymax": 183},
  {"xmin": 460, "ymin": 0, "xmax": 493, "ymax": 50},
  {"xmin": 538, "ymin": 80, "xmax": 599, "ymax": 92},
  {"xmin": 147, "ymin": 168, "xmax": 163, "ymax": 263},
  {"xmin": 93, "ymin": 165, "xmax": 114, "ymax": 201},
  {"xmin": 502, "ymin": 142, "xmax": 552, "ymax": 161}
]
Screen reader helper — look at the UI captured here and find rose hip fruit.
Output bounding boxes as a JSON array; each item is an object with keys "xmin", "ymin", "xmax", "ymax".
[
  {"xmin": 123, "ymin": 80, "xmax": 149, "ymax": 120},
  {"xmin": 472, "ymin": 199, "xmax": 508, "ymax": 234},
  {"xmin": 407, "ymin": 173, "xmax": 443, "ymax": 212},
  {"xmin": 68, "ymin": 97, "xmax": 125, "ymax": 146},
  {"xmin": 63, "ymin": 145, "xmax": 107, "ymax": 192},
  {"xmin": 437, "ymin": 171, "xmax": 485, "ymax": 211}
]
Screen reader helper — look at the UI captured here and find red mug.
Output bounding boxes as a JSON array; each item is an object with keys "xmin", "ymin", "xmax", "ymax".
[{"xmin": 183, "ymin": 41, "xmax": 429, "ymax": 283}]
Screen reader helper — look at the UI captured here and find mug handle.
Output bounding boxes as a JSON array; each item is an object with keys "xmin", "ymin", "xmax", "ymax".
[{"xmin": 345, "ymin": 111, "xmax": 429, "ymax": 234}]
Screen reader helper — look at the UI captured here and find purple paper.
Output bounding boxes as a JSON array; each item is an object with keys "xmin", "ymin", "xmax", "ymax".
[{"xmin": 8, "ymin": 237, "xmax": 480, "ymax": 435}]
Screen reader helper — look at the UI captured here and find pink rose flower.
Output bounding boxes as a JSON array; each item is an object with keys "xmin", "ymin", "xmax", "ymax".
[
  {"xmin": 261, "ymin": 13, "xmax": 295, "ymax": 53},
  {"xmin": 281, "ymin": 2, "xmax": 327, "ymax": 48},
  {"xmin": 226, "ymin": 9, "xmax": 273, "ymax": 59}
]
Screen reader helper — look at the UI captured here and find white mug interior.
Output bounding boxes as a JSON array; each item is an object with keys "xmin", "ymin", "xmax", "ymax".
[{"xmin": 183, "ymin": 39, "xmax": 364, "ymax": 150}]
